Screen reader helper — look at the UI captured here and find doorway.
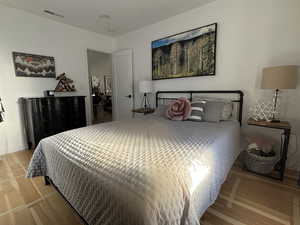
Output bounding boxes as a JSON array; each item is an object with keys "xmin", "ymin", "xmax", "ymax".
[{"xmin": 87, "ymin": 49, "xmax": 113, "ymax": 124}]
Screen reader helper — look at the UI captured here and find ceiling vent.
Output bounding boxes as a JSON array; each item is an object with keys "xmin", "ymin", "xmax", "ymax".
[
  {"xmin": 44, "ymin": 10, "xmax": 64, "ymax": 18},
  {"xmin": 98, "ymin": 14, "xmax": 115, "ymax": 33}
]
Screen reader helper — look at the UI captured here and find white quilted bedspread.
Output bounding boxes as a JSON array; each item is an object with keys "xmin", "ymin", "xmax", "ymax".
[{"xmin": 27, "ymin": 116, "xmax": 240, "ymax": 225}]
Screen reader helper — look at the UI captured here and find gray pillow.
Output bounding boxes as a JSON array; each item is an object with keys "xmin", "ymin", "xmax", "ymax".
[
  {"xmin": 203, "ymin": 101, "xmax": 225, "ymax": 122},
  {"xmin": 222, "ymin": 102, "xmax": 233, "ymax": 120},
  {"xmin": 193, "ymin": 97, "xmax": 233, "ymax": 120}
]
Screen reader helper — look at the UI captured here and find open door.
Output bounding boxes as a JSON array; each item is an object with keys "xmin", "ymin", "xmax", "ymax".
[
  {"xmin": 112, "ymin": 49, "xmax": 134, "ymax": 121},
  {"xmin": 87, "ymin": 50, "xmax": 113, "ymax": 124}
]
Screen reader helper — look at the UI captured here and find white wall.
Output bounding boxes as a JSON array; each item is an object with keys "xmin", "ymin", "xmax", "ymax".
[
  {"xmin": 0, "ymin": 5, "xmax": 115, "ymax": 154},
  {"xmin": 117, "ymin": 0, "xmax": 300, "ymax": 170}
]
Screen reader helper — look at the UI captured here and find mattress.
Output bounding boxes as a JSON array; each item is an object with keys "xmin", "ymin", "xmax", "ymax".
[{"xmin": 27, "ymin": 115, "xmax": 241, "ymax": 225}]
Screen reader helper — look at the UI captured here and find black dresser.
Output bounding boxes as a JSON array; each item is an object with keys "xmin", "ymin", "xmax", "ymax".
[{"xmin": 21, "ymin": 96, "xmax": 86, "ymax": 149}]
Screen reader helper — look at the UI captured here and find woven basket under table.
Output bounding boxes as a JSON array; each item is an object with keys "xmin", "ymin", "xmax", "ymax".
[{"xmin": 244, "ymin": 150, "xmax": 278, "ymax": 174}]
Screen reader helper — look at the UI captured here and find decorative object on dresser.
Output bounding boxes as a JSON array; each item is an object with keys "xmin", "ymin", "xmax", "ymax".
[
  {"xmin": 44, "ymin": 90, "xmax": 55, "ymax": 97},
  {"xmin": 261, "ymin": 65, "xmax": 298, "ymax": 122},
  {"xmin": 55, "ymin": 73, "xmax": 76, "ymax": 92},
  {"xmin": 152, "ymin": 23, "xmax": 217, "ymax": 80},
  {"xmin": 139, "ymin": 80, "xmax": 153, "ymax": 110},
  {"xmin": 12, "ymin": 52, "xmax": 56, "ymax": 78},
  {"xmin": 247, "ymin": 118, "xmax": 291, "ymax": 180},
  {"xmin": 21, "ymin": 96, "xmax": 86, "ymax": 149}
]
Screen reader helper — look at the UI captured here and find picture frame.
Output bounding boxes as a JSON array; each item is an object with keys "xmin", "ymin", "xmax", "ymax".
[
  {"xmin": 104, "ymin": 75, "xmax": 112, "ymax": 96},
  {"xmin": 12, "ymin": 52, "xmax": 56, "ymax": 78},
  {"xmin": 152, "ymin": 23, "xmax": 217, "ymax": 80}
]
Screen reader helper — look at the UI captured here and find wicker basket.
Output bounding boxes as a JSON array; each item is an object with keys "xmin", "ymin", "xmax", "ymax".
[{"xmin": 244, "ymin": 150, "xmax": 278, "ymax": 174}]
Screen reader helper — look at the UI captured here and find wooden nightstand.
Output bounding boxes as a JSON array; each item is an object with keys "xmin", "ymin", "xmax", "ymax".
[
  {"xmin": 247, "ymin": 119, "xmax": 291, "ymax": 181},
  {"xmin": 132, "ymin": 108, "xmax": 155, "ymax": 115}
]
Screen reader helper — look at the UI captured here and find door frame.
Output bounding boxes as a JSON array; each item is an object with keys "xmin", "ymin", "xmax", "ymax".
[
  {"xmin": 86, "ymin": 48, "xmax": 113, "ymax": 124},
  {"xmin": 112, "ymin": 49, "xmax": 135, "ymax": 121}
]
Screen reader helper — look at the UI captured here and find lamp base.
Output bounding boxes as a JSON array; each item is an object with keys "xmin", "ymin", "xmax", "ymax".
[
  {"xmin": 270, "ymin": 89, "xmax": 281, "ymax": 123},
  {"xmin": 141, "ymin": 93, "xmax": 150, "ymax": 109}
]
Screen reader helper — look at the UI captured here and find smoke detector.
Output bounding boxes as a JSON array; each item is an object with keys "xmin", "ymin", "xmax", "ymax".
[
  {"xmin": 98, "ymin": 14, "xmax": 115, "ymax": 33},
  {"xmin": 98, "ymin": 14, "xmax": 111, "ymax": 20}
]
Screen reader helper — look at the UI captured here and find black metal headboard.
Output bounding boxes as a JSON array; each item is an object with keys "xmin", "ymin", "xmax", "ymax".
[{"xmin": 156, "ymin": 90, "xmax": 244, "ymax": 126}]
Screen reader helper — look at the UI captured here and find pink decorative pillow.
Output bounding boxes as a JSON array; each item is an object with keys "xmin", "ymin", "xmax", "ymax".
[{"xmin": 166, "ymin": 97, "xmax": 192, "ymax": 121}]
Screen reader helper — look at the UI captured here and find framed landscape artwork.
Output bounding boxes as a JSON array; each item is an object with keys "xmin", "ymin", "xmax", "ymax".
[
  {"xmin": 13, "ymin": 52, "xmax": 56, "ymax": 78},
  {"xmin": 152, "ymin": 23, "xmax": 217, "ymax": 80}
]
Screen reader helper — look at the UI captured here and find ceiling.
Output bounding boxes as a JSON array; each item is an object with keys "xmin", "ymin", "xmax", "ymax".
[{"xmin": 0, "ymin": 0, "xmax": 215, "ymax": 36}]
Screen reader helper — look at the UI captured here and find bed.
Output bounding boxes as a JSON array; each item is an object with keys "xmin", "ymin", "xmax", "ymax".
[{"xmin": 27, "ymin": 90, "xmax": 244, "ymax": 225}]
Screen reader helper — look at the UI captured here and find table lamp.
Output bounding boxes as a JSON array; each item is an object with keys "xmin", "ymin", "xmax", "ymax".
[
  {"xmin": 139, "ymin": 80, "xmax": 153, "ymax": 110},
  {"xmin": 261, "ymin": 65, "xmax": 298, "ymax": 122}
]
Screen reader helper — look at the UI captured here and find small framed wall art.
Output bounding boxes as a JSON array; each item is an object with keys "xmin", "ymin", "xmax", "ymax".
[{"xmin": 12, "ymin": 52, "xmax": 56, "ymax": 78}]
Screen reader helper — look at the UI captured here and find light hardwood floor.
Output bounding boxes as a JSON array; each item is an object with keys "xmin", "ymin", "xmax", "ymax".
[{"xmin": 0, "ymin": 150, "xmax": 299, "ymax": 225}]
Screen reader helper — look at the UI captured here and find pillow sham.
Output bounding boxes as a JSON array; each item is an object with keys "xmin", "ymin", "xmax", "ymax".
[
  {"xmin": 221, "ymin": 101, "xmax": 234, "ymax": 120},
  {"xmin": 193, "ymin": 97, "xmax": 233, "ymax": 120},
  {"xmin": 203, "ymin": 101, "xmax": 225, "ymax": 122}
]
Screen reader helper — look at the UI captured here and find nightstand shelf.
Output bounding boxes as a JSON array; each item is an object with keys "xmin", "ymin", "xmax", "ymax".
[
  {"xmin": 247, "ymin": 119, "xmax": 291, "ymax": 130},
  {"xmin": 247, "ymin": 119, "xmax": 291, "ymax": 181}
]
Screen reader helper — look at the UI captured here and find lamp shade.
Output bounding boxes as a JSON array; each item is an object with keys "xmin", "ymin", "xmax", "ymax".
[
  {"xmin": 261, "ymin": 65, "xmax": 298, "ymax": 89},
  {"xmin": 139, "ymin": 80, "xmax": 153, "ymax": 93}
]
